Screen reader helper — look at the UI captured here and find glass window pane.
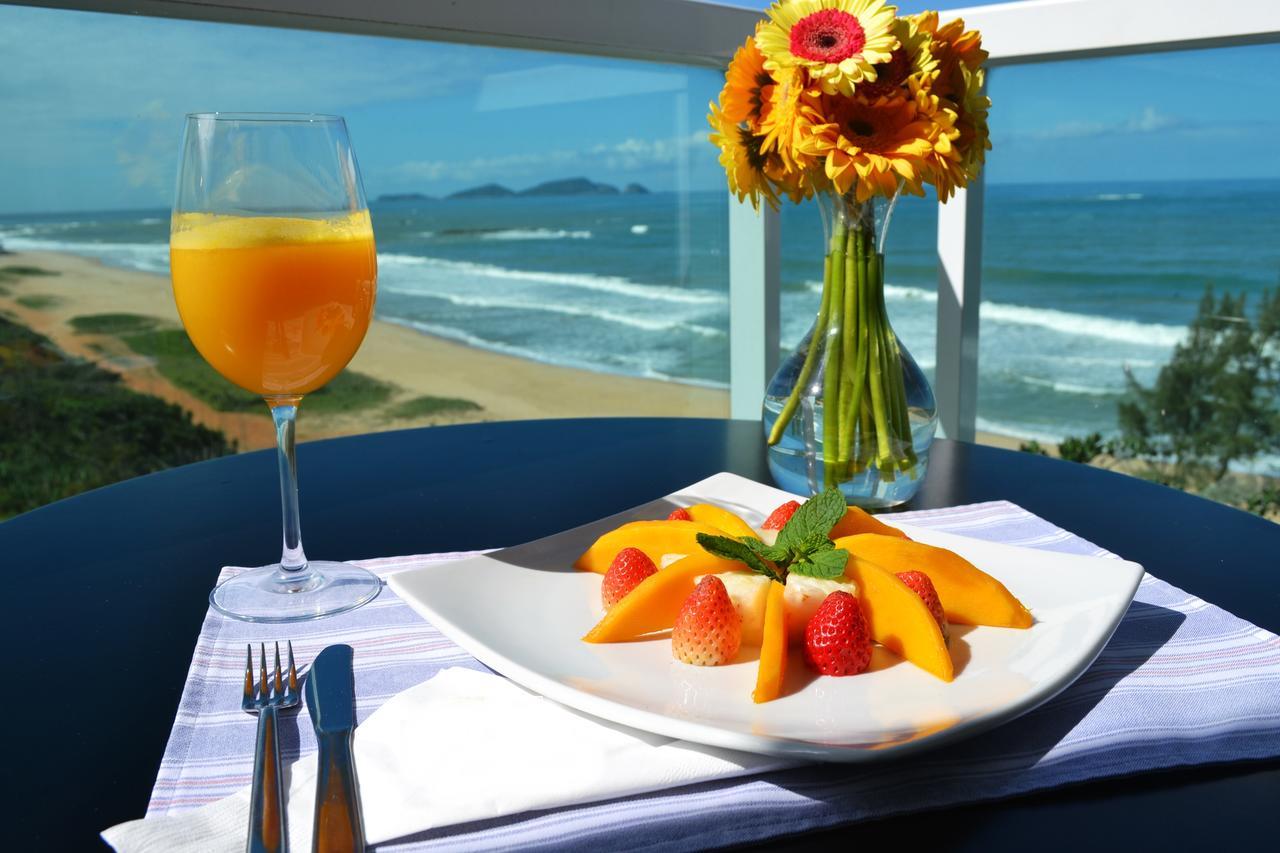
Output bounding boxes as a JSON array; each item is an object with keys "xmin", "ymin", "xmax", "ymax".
[
  {"xmin": 0, "ymin": 5, "xmax": 728, "ymax": 516},
  {"xmin": 979, "ymin": 44, "xmax": 1280, "ymax": 513}
]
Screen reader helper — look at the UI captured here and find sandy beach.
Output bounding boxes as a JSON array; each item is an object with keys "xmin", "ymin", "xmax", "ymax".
[
  {"xmin": 1, "ymin": 249, "xmax": 1038, "ymax": 453},
  {"xmin": 1, "ymin": 251, "xmax": 732, "ymax": 449}
]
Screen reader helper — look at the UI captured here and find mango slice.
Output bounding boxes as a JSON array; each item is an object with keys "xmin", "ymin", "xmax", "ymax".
[
  {"xmin": 684, "ymin": 503, "xmax": 758, "ymax": 540},
  {"xmin": 752, "ymin": 580, "xmax": 788, "ymax": 703},
  {"xmin": 574, "ymin": 520, "xmax": 726, "ymax": 574},
  {"xmin": 842, "ymin": 554, "xmax": 954, "ymax": 682},
  {"xmin": 829, "ymin": 506, "xmax": 911, "ymax": 540},
  {"xmin": 836, "ymin": 534, "xmax": 1032, "ymax": 629},
  {"xmin": 582, "ymin": 552, "xmax": 741, "ymax": 643}
]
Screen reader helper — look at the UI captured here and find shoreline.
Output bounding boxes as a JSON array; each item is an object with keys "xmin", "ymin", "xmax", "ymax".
[
  {"xmin": 0, "ymin": 250, "xmax": 730, "ymax": 449},
  {"xmin": 1, "ymin": 248, "xmax": 1051, "ymax": 454}
]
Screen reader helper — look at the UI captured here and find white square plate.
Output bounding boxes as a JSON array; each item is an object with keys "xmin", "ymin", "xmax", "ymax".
[{"xmin": 388, "ymin": 473, "xmax": 1144, "ymax": 761}]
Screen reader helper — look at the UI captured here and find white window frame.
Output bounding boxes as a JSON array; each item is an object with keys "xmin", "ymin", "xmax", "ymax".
[{"xmin": 10, "ymin": 0, "xmax": 1280, "ymax": 437}]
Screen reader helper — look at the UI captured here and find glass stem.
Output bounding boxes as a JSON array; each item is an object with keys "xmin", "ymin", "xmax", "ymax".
[{"xmin": 268, "ymin": 398, "xmax": 308, "ymax": 574}]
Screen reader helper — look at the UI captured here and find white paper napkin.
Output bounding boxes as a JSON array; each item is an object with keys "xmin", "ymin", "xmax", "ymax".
[{"xmin": 102, "ymin": 668, "xmax": 794, "ymax": 851}]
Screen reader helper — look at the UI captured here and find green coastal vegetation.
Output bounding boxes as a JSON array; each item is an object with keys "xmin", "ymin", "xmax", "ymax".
[
  {"xmin": 386, "ymin": 394, "xmax": 482, "ymax": 420},
  {"xmin": 0, "ymin": 314, "xmax": 233, "ymax": 519},
  {"xmin": 76, "ymin": 313, "xmax": 398, "ymax": 415},
  {"xmin": 1023, "ymin": 285, "xmax": 1280, "ymax": 519}
]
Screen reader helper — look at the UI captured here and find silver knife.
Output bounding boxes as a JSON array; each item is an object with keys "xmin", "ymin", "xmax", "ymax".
[{"xmin": 304, "ymin": 644, "xmax": 366, "ymax": 853}]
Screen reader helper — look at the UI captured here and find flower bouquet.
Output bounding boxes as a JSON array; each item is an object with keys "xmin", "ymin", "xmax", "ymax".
[{"xmin": 709, "ymin": 0, "xmax": 991, "ymax": 504}]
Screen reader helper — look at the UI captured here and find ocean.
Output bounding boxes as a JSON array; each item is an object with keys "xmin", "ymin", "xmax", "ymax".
[{"xmin": 3, "ymin": 178, "xmax": 1278, "ymax": 448}]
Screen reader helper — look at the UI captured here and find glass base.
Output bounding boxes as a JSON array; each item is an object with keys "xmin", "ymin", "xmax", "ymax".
[{"xmin": 209, "ymin": 561, "xmax": 382, "ymax": 623}]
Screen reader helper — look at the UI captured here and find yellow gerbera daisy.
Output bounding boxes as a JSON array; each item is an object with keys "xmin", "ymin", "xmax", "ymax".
[
  {"xmin": 910, "ymin": 81, "xmax": 965, "ymax": 201},
  {"xmin": 956, "ymin": 66, "xmax": 992, "ymax": 183},
  {"xmin": 719, "ymin": 33, "xmax": 774, "ymax": 131},
  {"xmin": 757, "ymin": 66, "xmax": 826, "ymax": 172},
  {"xmin": 708, "ymin": 101, "xmax": 781, "ymax": 210},
  {"xmin": 755, "ymin": 0, "xmax": 900, "ymax": 97},
  {"xmin": 807, "ymin": 94, "xmax": 936, "ymax": 201}
]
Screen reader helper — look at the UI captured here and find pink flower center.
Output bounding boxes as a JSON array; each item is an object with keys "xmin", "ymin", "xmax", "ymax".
[{"xmin": 790, "ymin": 10, "xmax": 867, "ymax": 64}]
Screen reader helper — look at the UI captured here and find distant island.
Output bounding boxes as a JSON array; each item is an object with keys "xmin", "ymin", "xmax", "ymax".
[
  {"xmin": 447, "ymin": 183, "xmax": 515, "ymax": 200},
  {"xmin": 444, "ymin": 177, "xmax": 650, "ymax": 200},
  {"xmin": 375, "ymin": 192, "xmax": 434, "ymax": 203}
]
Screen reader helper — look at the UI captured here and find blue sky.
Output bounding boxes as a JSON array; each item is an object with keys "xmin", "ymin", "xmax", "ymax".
[{"xmin": 1, "ymin": 2, "xmax": 1278, "ymax": 214}]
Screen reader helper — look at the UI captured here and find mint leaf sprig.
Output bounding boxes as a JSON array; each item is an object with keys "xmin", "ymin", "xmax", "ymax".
[{"xmin": 696, "ymin": 488, "xmax": 850, "ymax": 582}]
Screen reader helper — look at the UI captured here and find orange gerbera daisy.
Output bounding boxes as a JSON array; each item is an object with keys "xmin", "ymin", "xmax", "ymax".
[
  {"xmin": 719, "ymin": 33, "xmax": 774, "ymax": 131},
  {"xmin": 858, "ymin": 16, "xmax": 937, "ymax": 102},
  {"xmin": 807, "ymin": 94, "xmax": 937, "ymax": 201},
  {"xmin": 912, "ymin": 12, "xmax": 987, "ymax": 104},
  {"xmin": 907, "ymin": 12, "xmax": 990, "ymax": 199},
  {"xmin": 708, "ymin": 101, "xmax": 782, "ymax": 210}
]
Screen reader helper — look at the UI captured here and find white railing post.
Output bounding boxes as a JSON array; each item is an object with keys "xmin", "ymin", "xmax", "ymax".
[
  {"xmin": 728, "ymin": 199, "xmax": 780, "ymax": 420},
  {"xmin": 934, "ymin": 174, "xmax": 985, "ymax": 442}
]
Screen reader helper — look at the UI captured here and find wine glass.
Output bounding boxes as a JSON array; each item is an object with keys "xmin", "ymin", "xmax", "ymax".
[{"xmin": 171, "ymin": 113, "xmax": 381, "ymax": 622}]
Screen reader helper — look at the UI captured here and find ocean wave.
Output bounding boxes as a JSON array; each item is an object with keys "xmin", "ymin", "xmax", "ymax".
[
  {"xmin": 381, "ymin": 286, "xmax": 725, "ymax": 337},
  {"xmin": 803, "ymin": 280, "xmax": 938, "ymax": 304},
  {"xmin": 975, "ymin": 417, "xmax": 1075, "ymax": 445},
  {"xmin": 479, "ymin": 228, "xmax": 591, "ymax": 241},
  {"xmin": 801, "ymin": 279, "xmax": 1183, "ymax": 347},
  {"xmin": 384, "ymin": 316, "xmax": 728, "ymax": 389},
  {"xmin": 377, "ymin": 253, "xmax": 725, "ymax": 305},
  {"xmin": 1095, "ymin": 193, "xmax": 1143, "ymax": 201},
  {"xmin": 980, "ymin": 301, "xmax": 1183, "ymax": 346},
  {"xmin": 1019, "ymin": 375, "xmax": 1118, "ymax": 396},
  {"xmin": 630, "ymin": 224, "xmax": 649, "ymax": 235},
  {"xmin": 0, "ymin": 236, "xmax": 170, "ymax": 273}
]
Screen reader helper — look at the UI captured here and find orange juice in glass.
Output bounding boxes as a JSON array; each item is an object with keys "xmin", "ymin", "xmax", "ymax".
[
  {"xmin": 170, "ymin": 212, "xmax": 376, "ymax": 396},
  {"xmin": 171, "ymin": 112, "xmax": 383, "ymax": 623}
]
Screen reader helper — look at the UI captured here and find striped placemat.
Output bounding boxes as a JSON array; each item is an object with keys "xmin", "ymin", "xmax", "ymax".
[{"xmin": 143, "ymin": 501, "xmax": 1280, "ymax": 850}]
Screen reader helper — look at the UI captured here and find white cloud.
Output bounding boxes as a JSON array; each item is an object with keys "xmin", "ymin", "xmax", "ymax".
[
  {"xmin": 1024, "ymin": 106, "xmax": 1183, "ymax": 140},
  {"xmin": 392, "ymin": 132, "xmax": 708, "ymax": 187}
]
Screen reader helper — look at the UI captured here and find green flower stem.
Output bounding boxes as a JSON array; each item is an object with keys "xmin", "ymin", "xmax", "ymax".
[
  {"xmin": 821, "ymin": 220, "xmax": 848, "ymax": 487},
  {"xmin": 873, "ymin": 256, "xmax": 918, "ymax": 471},
  {"xmin": 864, "ymin": 250, "xmax": 895, "ymax": 472},
  {"xmin": 858, "ymin": 388, "xmax": 874, "ymax": 470},
  {"xmin": 837, "ymin": 227, "xmax": 859, "ymax": 464},
  {"xmin": 850, "ymin": 234, "xmax": 874, "ymax": 447},
  {"xmin": 766, "ymin": 256, "xmax": 833, "ymax": 447}
]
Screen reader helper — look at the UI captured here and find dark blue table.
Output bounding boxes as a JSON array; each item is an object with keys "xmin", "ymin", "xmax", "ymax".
[{"xmin": 3, "ymin": 418, "xmax": 1277, "ymax": 850}]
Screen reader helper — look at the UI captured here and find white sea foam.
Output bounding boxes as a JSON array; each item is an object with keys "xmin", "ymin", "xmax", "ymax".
[
  {"xmin": 479, "ymin": 228, "xmax": 592, "ymax": 241},
  {"xmin": 804, "ymin": 280, "xmax": 937, "ymax": 304},
  {"xmin": 980, "ymin": 301, "xmax": 1184, "ymax": 347},
  {"xmin": 1020, "ymin": 375, "xmax": 1118, "ymax": 397},
  {"xmin": 803, "ymin": 279, "xmax": 1181, "ymax": 347},
  {"xmin": 1096, "ymin": 193, "xmax": 1144, "ymax": 201},
  {"xmin": 975, "ymin": 417, "xmax": 1074, "ymax": 445},
  {"xmin": 630, "ymin": 224, "xmax": 650, "ymax": 235},
  {"xmin": 377, "ymin": 252, "xmax": 725, "ymax": 305},
  {"xmin": 0, "ymin": 236, "xmax": 171, "ymax": 273},
  {"xmin": 385, "ymin": 316, "xmax": 729, "ymax": 389},
  {"xmin": 381, "ymin": 285, "xmax": 725, "ymax": 337}
]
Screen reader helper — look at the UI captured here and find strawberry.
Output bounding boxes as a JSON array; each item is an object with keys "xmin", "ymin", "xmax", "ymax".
[
  {"xmin": 896, "ymin": 570, "xmax": 950, "ymax": 643},
  {"xmin": 803, "ymin": 591, "xmax": 872, "ymax": 676},
  {"xmin": 672, "ymin": 576, "xmax": 742, "ymax": 666},
  {"xmin": 601, "ymin": 547, "xmax": 657, "ymax": 610},
  {"xmin": 666, "ymin": 507, "xmax": 693, "ymax": 521},
  {"xmin": 761, "ymin": 500, "xmax": 802, "ymax": 530}
]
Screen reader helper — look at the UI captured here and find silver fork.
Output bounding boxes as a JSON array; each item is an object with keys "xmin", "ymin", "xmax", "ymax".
[{"xmin": 243, "ymin": 641, "xmax": 300, "ymax": 853}]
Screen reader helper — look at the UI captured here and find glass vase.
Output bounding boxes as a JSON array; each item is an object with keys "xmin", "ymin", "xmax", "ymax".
[{"xmin": 762, "ymin": 188, "xmax": 937, "ymax": 508}]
